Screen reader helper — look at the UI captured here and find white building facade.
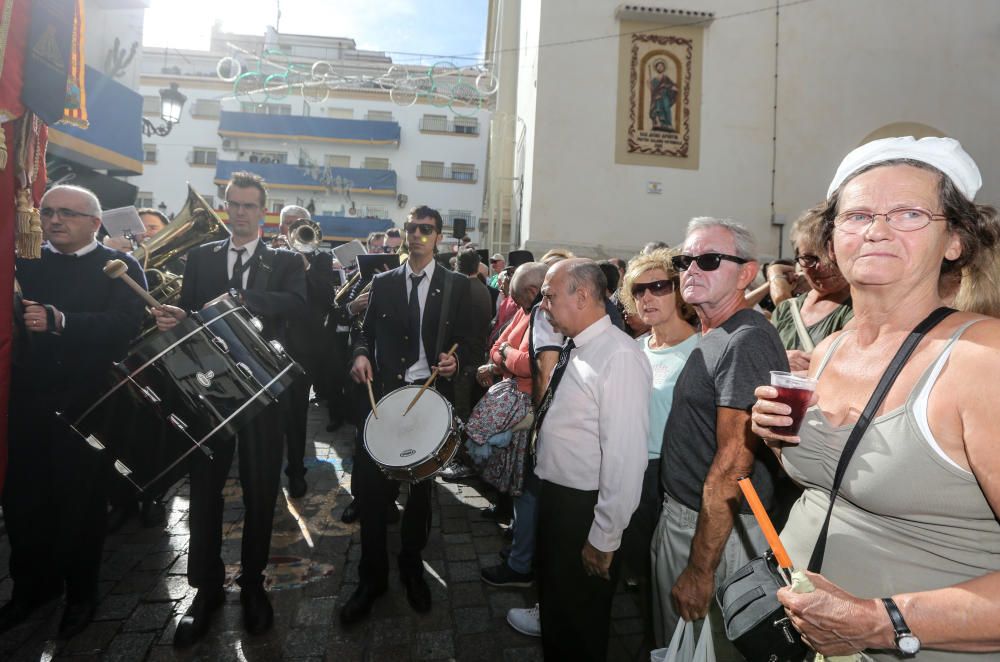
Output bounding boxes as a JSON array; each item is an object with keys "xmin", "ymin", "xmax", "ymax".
[
  {"xmin": 485, "ymin": 0, "xmax": 1000, "ymax": 260},
  {"xmin": 130, "ymin": 27, "xmax": 490, "ymax": 244}
]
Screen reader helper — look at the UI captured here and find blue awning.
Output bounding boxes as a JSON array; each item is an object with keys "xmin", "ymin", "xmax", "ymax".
[
  {"xmin": 47, "ymin": 66, "xmax": 144, "ymax": 175},
  {"xmin": 315, "ymin": 215, "xmax": 395, "ymax": 240},
  {"xmin": 218, "ymin": 111, "xmax": 400, "ymax": 145},
  {"xmin": 215, "ymin": 159, "xmax": 397, "ymax": 196}
]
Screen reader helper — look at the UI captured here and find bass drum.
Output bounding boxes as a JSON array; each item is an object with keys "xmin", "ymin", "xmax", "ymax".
[
  {"xmin": 363, "ymin": 385, "xmax": 461, "ymax": 482},
  {"xmin": 68, "ymin": 295, "xmax": 301, "ymax": 494}
]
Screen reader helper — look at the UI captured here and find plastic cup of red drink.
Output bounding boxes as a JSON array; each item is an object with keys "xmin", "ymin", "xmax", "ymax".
[{"xmin": 769, "ymin": 371, "xmax": 818, "ymax": 435}]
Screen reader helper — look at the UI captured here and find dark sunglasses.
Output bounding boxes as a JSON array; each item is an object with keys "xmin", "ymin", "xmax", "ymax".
[
  {"xmin": 794, "ymin": 254, "xmax": 821, "ymax": 269},
  {"xmin": 630, "ymin": 279, "xmax": 675, "ymax": 298},
  {"xmin": 671, "ymin": 252, "xmax": 748, "ymax": 272},
  {"xmin": 404, "ymin": 222, "xmax": 436, "ymax": 236}
]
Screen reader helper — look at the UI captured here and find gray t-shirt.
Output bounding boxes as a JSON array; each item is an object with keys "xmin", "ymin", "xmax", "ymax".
[{"xmin": 661, "ymin": 308, "xmax": 788, "ymax": 513}]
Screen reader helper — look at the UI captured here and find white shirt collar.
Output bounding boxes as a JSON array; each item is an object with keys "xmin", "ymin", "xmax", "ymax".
[
  {"xmin": 44, "ymin": 239, "xmax": 101, "ymax": 257},
  {"xmin": 230, "ymin": 236, "xmax": 260, "ymax": 256},
  {"xmin": 405, "ymin": 257, "xmax": 436, "ymax": 281},
  {"xmin": 572, "ymin": 315, "xmax": 612, "ymax": 348}
]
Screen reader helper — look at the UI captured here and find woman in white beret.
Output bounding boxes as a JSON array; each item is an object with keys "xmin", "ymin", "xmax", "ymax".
[{"xmin": 751, "ymin": 136, "xmax": 1000, "ymax": 660}]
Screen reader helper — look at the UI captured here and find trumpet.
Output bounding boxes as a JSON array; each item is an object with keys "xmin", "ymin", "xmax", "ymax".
[{"xmin": 288, "ymin": 218, "xmax": 322, "ymax": 254}]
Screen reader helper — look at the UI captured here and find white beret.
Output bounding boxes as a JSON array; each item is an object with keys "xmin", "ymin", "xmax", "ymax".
[{"xmin": 827, "ymin": 136, "xmax": 982, "ymax": 201}]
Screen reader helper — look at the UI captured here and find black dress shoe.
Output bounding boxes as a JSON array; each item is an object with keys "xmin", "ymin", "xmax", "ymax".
[
  {"xmin": 240, "ymin": 584, "xmax": 273, "ymax": 635},
  {"xmin": 58, "ymin": 601, "xmax": 95, "ymax": 638},
  {"xmin": 341, "ymin": 498, "xmax": 360, "ymax": 524},
  {"xmin": 288, "ymin": 474, "xmax": 307, "ymax": 499},
  {"xmin": 0, "ymin": 599, "xmax": 32, "ymax": 634},
  {"xmin": 107, "ymin": 500, "xmax": 139, "ymax": 534},
  {"xmin": 400, "ymin": 573, "xmax": 431, "ymax": 613},
  {"xmin": 173, "ymin": 587, "xmax": 225, "ymax": 647},
  {"xmin": 339, "ymin": 582, "xmax": 386, "ymax": 626}
]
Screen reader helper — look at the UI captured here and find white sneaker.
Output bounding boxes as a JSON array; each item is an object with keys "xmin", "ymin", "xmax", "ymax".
[{"xmin": 506, "ymin": 603, "xmax": 541, "ymax": 637}]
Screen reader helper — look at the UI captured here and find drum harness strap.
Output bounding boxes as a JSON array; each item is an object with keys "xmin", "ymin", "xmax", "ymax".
[{"xmin": 432, "ymin": 272, "xmax": 454, "ymax": 381}]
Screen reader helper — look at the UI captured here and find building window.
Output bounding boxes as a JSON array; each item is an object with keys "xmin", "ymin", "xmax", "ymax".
[
  {"xmin": 191, "ymin": 148, "xmax": 217, "ymax": 166},
  {"xmin": 418, "ymin": 161, "xmax": 446, "ymax": 179},
  {"xmin": 248, "ymin": 150, "xmax": 286, "ymax": 164},
  {"xmin": 324, "ymin": 154, "xmax": 351, "ymax": 168},
  {"xmin": 451, "ymin": 163, "xmax": 477, "ymax": 182},
  {"xmin": 363, "ymin": 157, "xmax": 390, "ymax": 170},
  {"xmin": 447, "ymin": 210, "xmax": 473, "ymax": 235},
  {"xmin": 271, "ymin": 200, "xmax": 285, "ymax": 213},
  {"xmin": 143, "ymin": 144, "xmax": 157, "ymax": 163},
  {"xmin": 200, "ymin": 193, "xmax": 215, "ymax": 207},
  {"xmin": 136, "ymin": 191, "xmax": 154, "ymax": 208},
  {"xmin": 454, "ymin": 117, "xmax": 479, "ymax": 135},
  {"xmin": 362, "ymin": 205, "xmax": 388, "ymax": 218},
  {"xmin": 326, "ymin": 107, "xmax": 353, "ymax": 119},
  {"xmin": 192, "ymin": 99, "xmax": 221, "ymax": 118},
  {"xmin": 142, "ymin": 95, "xmax": 160, "ymax": 116},
  {"xmin": 217, "ymin": 184, "xmax": 228, "ymax": 201},
  {"xmin": 420, "ymin": 114, "xmax": 448, "ymax": 132},
  {"xmin": 366, "ymin": 110, "xmax": 393, "ymax": 122},
  {"xmin": 241, "ymin": 102, "xmax": 292, "ymax": 115}
]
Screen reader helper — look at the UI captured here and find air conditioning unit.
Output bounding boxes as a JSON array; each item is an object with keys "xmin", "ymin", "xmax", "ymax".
[{"xmin": 222, "ymin": 138, "xmax": 239, "ymax": 151}]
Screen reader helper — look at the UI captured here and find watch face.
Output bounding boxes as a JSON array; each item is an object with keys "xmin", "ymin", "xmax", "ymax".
[{"xmin": 898, "ymin": 634, "xmax": 921, "ymax": 655}]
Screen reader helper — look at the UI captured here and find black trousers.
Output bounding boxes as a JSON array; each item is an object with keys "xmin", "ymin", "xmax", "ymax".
[
  {"xmin": 352, "ymin": 429, "xmax": 432, "ymax": 585},
  {"xmin": 4, "ymin": 399, "xmax": 106, "ymax": 605},
  {"xmin": 538, "ymin": 480, "xmax": 622, "ymax": 662},
  {"xmin": 284, "ymin": 373, "xmax": 310, "ymax": 479},
  {"xmin": 187, "ymin": 405, "xmax": 283, "ymax": 589}
]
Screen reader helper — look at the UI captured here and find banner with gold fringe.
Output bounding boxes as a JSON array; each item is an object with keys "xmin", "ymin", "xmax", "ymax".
[{"xmin": 60, "ymin": 0, "xmax": 87, "ymax": 128}]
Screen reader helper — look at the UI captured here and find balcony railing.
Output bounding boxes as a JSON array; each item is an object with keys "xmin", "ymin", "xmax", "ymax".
[
  {"xmin": 418, "ymin": 117, "xmax": 480, "ymax": 135},
  {"xmin": 416, "ymin": 164, "xmax": 478, "ymax": 183}
]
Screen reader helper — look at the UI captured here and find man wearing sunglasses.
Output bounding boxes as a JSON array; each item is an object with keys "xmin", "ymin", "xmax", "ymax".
[
  {"xmin": 1, "ymin": 185, "xmax": 147, "ymax": 637},
  {"xmin": 651, "ymin": 218, "xmax": 788, "ymax": 655},
  {"xmin": 152, "ymin": 172, "xmax": 306, "ymax": 646},
  {"xmin": 342, "ymin": 205, "xmax": 472, "ymax": 626}
]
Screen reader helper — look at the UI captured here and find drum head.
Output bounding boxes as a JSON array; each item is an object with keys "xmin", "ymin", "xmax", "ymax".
[{"xmin": 365, "ymin": 386, "xmax": 452, "ymax": 468}]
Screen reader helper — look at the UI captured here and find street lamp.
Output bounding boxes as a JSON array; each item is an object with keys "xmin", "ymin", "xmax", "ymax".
[{"xmin": 142, "ymin": 83, "xmax": 187, "ymax": 137}]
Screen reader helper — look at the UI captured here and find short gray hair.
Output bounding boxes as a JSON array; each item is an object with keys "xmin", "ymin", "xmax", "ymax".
[
  {"xmin": 280, "ymin": 204, "xmax": 310, "ymax": 222},
  {"xmin": 686, "ymin": 217, "xmax": 756, "ymax": 260},
  {"xmin": 41, "ymin": 185, "xmax": 102, "ymax": 218},
  {"xmin": 564, "ymin": 259, "xmax": 607, "ymax": 301},
  {"xmin": 511, "ymin": 262, "xmax": 548, "ymax": 297}
]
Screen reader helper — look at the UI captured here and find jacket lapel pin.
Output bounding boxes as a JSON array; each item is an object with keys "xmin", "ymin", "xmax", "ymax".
[
  {"xmin": 213, "ymin": 244, "xmax": 224, "ymax": 253},
  {"xmin": 432, "ymin": 288, "xmax": 441, "ymax": 296}
]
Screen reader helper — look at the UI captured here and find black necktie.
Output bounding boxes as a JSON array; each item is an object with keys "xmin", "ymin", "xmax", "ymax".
[
  {"xmin": 229, "ymin": 248, "xmax": 247, "ymax": 290},
  {"xmin": 531, "ymin": 338, "xmax": 576, "ymax": 453},
  {"xmin": 406, "ymin": 273, "xmax": 425, "ymax": 368}
]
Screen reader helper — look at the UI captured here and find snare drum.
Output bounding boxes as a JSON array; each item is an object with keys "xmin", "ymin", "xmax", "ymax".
[
  {"xmin": 363, "ymin": 385, "xmax": 461, "ymax": 482},
  {"xmin": 68, "ymin": 296, "xmax": 302, "ymax": 493}
]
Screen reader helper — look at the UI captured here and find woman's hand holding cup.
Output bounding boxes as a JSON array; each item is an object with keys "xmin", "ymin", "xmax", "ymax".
[{"xmin": 751, "ymin": 371, "xmax": 820, "ymax": 447}]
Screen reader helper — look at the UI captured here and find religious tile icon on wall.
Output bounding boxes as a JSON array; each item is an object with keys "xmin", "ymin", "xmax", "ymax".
[{"xmin": 627, "ymin": 33, "xmax": 693, "ymax": 158}]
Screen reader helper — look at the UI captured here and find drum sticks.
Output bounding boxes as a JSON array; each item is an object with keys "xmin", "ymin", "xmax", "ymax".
[
  {"xmin": 103, "ymin": 259, "xmax": 161, "ymax": 308},
  {"xmin": 366, "ymin": 379, "xmax": 379, "ymax": 419},
  {"xmin": 403, "ymin": 343, "xmax": 458, "ymax": 415}
]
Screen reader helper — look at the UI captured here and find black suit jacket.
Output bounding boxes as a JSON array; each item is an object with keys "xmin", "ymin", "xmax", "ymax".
[
  {"xmin": 178, "ymin": 239, "xmax": 306, "ymax": 342},
  {"xmin": 352, "ymin": 262, "xmax": 471, "ymax": 401}
]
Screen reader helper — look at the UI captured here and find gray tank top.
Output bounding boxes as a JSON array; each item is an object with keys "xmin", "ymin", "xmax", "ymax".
[{"xmin": 780, "ymin": 322, "xmax": 1000, "ymax": 661}]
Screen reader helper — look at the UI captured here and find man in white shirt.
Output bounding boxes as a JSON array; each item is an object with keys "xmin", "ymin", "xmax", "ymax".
[{"xmin": 533, "ymin": 258, "xmax": 652, "ymax": 660}]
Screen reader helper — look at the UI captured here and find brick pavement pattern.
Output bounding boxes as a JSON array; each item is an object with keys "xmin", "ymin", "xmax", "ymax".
[{"xmin": 0, "ymin": 403, "xmax": 645, "ymax": 661}]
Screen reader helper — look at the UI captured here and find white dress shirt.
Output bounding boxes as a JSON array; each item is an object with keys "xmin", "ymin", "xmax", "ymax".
[
  {"xmin": 403, "ymin": 258, "xmax": 436, "ymax": 382},
  {"xmin": 227, "ymin": 237, "xmax": 260, "ymax": 289},
  {"xmin": 535, "ymin": 315, "xmax": 652, "ymax": 552}
]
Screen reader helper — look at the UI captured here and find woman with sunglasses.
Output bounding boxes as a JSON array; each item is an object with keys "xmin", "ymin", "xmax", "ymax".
[
  {"xmin": 616, "ymin": 248, "xmax": 698, "ymax": 651},
  {"xmin": 769, "ymin": 205, "xmax": 853, "ymax": 373},
  {"xmin": 752, "ymin": 137, "xmax": 1000, "ymax": 660}
]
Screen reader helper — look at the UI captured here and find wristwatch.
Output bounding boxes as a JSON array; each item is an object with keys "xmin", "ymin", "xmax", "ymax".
[{"xmin": 882, "ymin": 597, "xmax": 920, "ymax": 655}]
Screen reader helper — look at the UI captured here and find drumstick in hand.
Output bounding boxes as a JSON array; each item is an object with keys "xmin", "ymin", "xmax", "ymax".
[
  {"xmin": 367, "ymin": 378, "xmax": 379, "ymax": 419},
  {"xmin": 103, "ymin": 259, "xmax": 160, "ymax": 308},
  {"xmin": 403, "ymin": 343, "xmax": 458, "ymax": 415}
]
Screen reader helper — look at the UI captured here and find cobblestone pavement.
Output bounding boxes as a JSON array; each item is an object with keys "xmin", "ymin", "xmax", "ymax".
[{"xmin": 0, "ymin": 402, "xmax": 647, "ymax": 661}]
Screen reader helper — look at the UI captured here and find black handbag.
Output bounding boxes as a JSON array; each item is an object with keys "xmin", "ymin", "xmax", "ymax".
[{"xmin": 715, "ymin": 307, "xmax": 954, "ymax": 662}]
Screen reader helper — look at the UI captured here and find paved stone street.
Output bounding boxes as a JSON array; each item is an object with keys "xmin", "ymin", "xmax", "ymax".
[{"xmin": 0, "ymin": 402, "xmax": 646, "ymax": 661}]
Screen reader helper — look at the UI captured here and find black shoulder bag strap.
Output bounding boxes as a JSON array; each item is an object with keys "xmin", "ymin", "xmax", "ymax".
[{"xmin": 807, "ymin": 306, "xmax": 955, "ymax": 573}]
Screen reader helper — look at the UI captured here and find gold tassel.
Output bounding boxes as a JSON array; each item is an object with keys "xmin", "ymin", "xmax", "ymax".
[
  {"xmin": 0, "ymin": 130, "xmax": 7, "ymax": 171},
  {"xmin": 15, "ymin": 188, "xmax": 41, "ymax": 259}
]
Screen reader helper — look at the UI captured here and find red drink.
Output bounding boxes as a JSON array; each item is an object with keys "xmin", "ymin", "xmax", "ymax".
[{"xmin": 772, "ymin": 385, "xmax": 812, "ymax": 435}]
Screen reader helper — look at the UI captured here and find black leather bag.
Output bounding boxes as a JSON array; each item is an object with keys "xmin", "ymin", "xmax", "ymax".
[{"xmin": 715, "ymin": 307, "xmax": 954, "ymax": 662}]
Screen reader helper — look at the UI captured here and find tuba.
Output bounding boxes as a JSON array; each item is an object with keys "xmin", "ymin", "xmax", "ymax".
[
  {"xmin": 288, "ymin": 218, "xmax": 322, "ymax": 254},
  {"xmin": 133, "ymin": 185, "xmax": 231, "ymax": 306}
]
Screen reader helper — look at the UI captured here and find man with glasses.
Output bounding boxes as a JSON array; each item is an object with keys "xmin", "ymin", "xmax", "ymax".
[
  {"xmin": 0, "ymin": 185, "xmax": 147, "ymax": 637},
  {"xmin": 152, "ymin": 171, "xmax": 306, "ymax": 646},
  {"xmin": 340, "ymin": 205, "xmax": 471, "ymax": 626},
  {"xmin": 650, "ymin": 217, "xmax": 788, "ymax": 655}
]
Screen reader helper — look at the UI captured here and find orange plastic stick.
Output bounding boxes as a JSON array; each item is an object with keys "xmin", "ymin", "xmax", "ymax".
[{"xmin": 738, "ymin": 477, "xmax": 793, "ymax": 569}]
